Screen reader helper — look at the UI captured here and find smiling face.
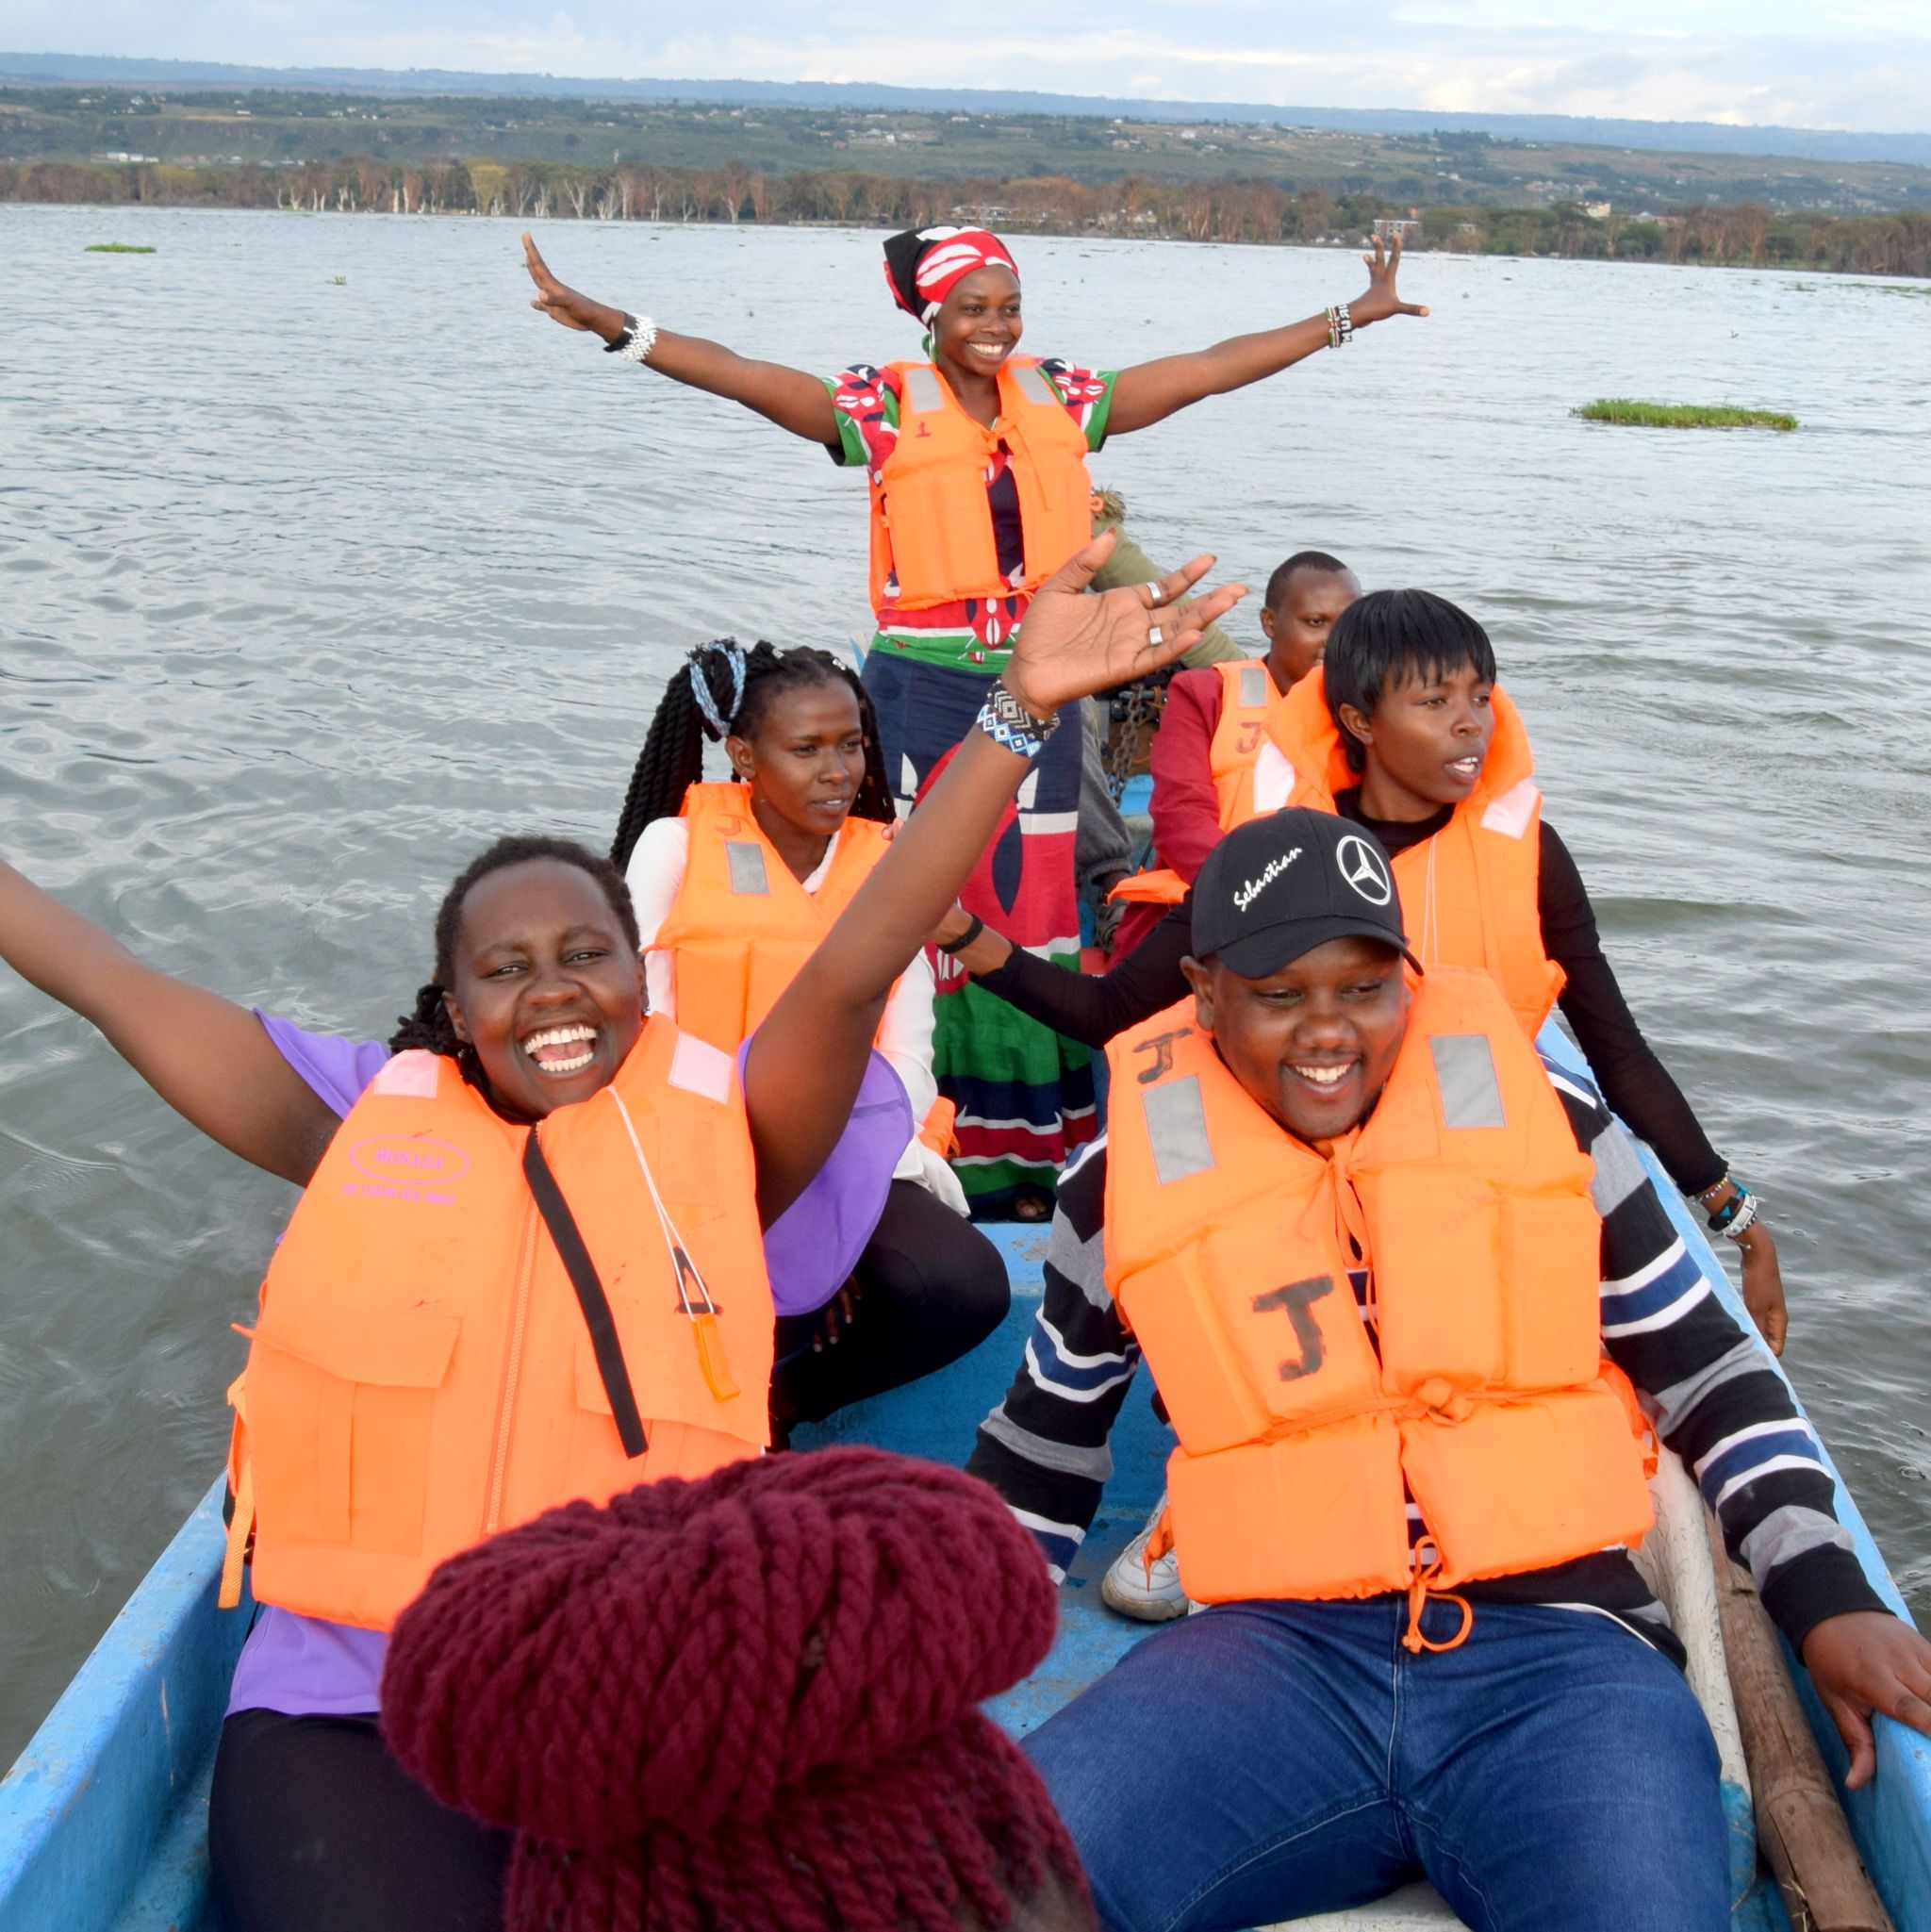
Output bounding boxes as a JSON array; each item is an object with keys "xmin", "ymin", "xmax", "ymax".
[
  {"xmin": 442, "ymin": 858, "xmax": 645, "ymax": 1123},
  {"xmin": 728, "ymin": 678, "xmax": 866, "ymax": 860},
  {"xmin": 1180, "ymin": 935, "xmax": 1409, "ymax": 1145},
  {"xmin": 1260, "ymin": 567, "xmax": 1361, "ymax": 689},
  {"xmin": 1339, "ymin": 660, "xmax": 1495, "ymax": 821},
  {"xmin": 931, "ymin": 264, "xmax": 1023, "ymax": 383}
]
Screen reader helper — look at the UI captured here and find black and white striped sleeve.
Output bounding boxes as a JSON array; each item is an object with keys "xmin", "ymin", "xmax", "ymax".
[
  {"xmin": 965, "ymin": 1143, "xmax": 1139, "ymax": 1580},
  {"xmin": 1546, "ymin": 1058, "xmax": 1886, "ymax": 1651}
]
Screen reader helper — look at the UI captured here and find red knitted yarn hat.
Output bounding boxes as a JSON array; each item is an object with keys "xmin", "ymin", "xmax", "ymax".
[{"xmin": 381, "ymin": 1445, "xmax": 1089, "ymax": 1932}]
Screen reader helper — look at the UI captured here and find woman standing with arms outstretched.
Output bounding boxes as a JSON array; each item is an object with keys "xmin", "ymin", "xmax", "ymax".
[{"xmin": 522, "ymin": 224, "xmax": 1424, "ymax": 1214}]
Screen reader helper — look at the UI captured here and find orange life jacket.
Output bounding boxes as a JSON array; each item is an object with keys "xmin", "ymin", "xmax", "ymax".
[
  {"xmin": 221, "ymin": 1019, "xmax": 774, "ymax": 1631},
  {"xmin": 867, "ymin": 358, "xmax": 1093, "ymax": 615},
  {"xmin": 1114, "ymin": 666, "xmax": 1565, "ymax": 1037},
  {"xmin": 1102, "ymin": 967, "xmax": 1653, "ymax": 1616},
  {"xmin": 1267, "ymin": 673, "xmax": 1565, "ymax": 1036},
  {"xmin": 654, "ymin": 783, "xmax": 894, "ymax": 1055},
  {"xmin": 1111, "ymin": 659, "xmax": 1296, "ymax": 910}
]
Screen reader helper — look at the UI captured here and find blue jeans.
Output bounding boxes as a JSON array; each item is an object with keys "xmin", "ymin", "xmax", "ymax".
[{"xmin": 1025, "ymin": 1597, "xmax": 1728, "ymax": 1932}]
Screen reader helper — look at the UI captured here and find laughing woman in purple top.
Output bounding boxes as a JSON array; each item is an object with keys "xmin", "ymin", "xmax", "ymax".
[{"xmin": 0, "ymin": 548, "xmax": 1241, "ymax": 1932}]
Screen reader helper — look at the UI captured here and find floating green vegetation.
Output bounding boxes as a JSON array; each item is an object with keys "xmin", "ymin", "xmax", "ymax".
[
  {"xmin": 84, "ymin": 241, "xmax": 156, "ymax": 254},
  {"xmin": 329, "ymin": 275, "xmax": 346, "ymax": 285},
  {"xmin": 1574, "ymin": 399, "xmax": 1797, "ymax": 431}
]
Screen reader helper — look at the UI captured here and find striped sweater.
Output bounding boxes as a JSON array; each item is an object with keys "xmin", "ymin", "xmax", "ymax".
[{"xmin": 966, "ymin": 1054, "xmax": 1883, "ymax": 1661}]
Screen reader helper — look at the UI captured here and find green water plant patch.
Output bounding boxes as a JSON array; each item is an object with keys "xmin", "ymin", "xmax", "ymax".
[
  {"xmin": 84, "ymin": 242, "xmax": 157, "ymax": 254},
  {"xmin": 1574, "ymin": 399, "xmax": 1797, "ymax": 431}
]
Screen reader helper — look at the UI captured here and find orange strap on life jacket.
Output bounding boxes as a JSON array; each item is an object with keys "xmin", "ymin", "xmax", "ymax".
[
  {"xmin": 917, "ymin": 1097, "xmax": 960, "ymax": 1161},
  {"xmin": 1103, "ymin": 968, "xmax": 1654, "ymax": 1611},
  {"xmin": 655, "ymin": 784, "xmax": 894, "ymax": 1056},
  {"xmin": 223, "ymin": 1021, "xmax": 774, "ymax": 1632},
  {"xmin": 867, "ymin": 358, "xmax": 1093, "ymax": 615}
]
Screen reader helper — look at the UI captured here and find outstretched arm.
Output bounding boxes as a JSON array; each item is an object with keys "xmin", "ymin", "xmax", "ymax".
[
  {"xmin": 522, "ymin": 234, "xmax": 837, "ymax": 445},
  {"xmin": 931, "ymin": 894, "xmax": 1191, "ymax": 1049},
  {"xmin": 0, "ymin": 862, "xmax": 339, "ymax": 1184},
  {"xmin": 744, "ymin": 535, "xmax": 1246, "ymax": 1223},
  {"xmin": 1108, "ymin": 235, "xmax": 1428, "ymax": 437}
]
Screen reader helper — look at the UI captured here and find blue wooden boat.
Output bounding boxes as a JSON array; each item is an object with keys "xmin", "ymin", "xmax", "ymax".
[{"xmin": 3, "ymin": 1027, "xmax": 1927, "ymax": 1931}]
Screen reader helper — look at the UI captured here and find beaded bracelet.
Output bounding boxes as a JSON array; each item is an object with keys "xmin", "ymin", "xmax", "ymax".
[
  {"xmin": 1720, "ymin": 1192, "xmax": 1762, "ymax": 1242},
  {"xmin": 977, "ymin": 684, "xmax": 1060, "ymax": 762},
  {"xmin": 1708, "ymin": 1183, "xmax": 1759, "ymax": 1237},
  {"xmin": 603, "ymin": 312, "xmax": 659, "ymax": 364}
]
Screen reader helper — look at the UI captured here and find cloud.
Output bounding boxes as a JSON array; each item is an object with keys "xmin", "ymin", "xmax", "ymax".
[{"xmin": 6, "ymin": 0, "xmax": 1929, "ymax": 133}]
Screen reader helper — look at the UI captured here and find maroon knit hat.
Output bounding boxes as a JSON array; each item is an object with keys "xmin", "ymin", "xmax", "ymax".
[{"xmin": 381, "ymin": 1445, "xmax": 1088, "ymax": 1931}]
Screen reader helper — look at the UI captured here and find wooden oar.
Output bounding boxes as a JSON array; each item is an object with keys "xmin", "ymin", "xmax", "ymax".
[{"xmin": 1706, "ymin": 1511, "xmax": 1895, "ymax": 1932}]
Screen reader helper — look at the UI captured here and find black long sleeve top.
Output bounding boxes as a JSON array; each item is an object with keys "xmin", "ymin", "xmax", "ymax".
[{"xmin": 975, "ymin": 792, "xmax": 1726, "ymax": 1195}]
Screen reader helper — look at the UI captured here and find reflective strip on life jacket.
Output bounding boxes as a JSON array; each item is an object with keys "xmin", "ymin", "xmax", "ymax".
[
  {"xmin": 1102, "ymin": 966, "xmax": 1653, "ymax": 1610},
  {"xmin": 867, "ymin": 358, "xmax": 1093, "ymax": 614}
]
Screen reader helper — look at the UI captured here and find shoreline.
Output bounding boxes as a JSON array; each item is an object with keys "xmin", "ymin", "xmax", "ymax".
[{"xmin": 7, "ymin": 157, "xmax": 1928, "ymax": 281}]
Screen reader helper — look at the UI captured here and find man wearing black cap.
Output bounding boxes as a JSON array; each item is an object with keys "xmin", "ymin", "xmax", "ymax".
[{"xmin": 967, "ymin": 809, "xmax": 1930, "ymax": 1931}]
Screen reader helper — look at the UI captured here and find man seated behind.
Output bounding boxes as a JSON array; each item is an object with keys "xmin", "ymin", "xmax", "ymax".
[
  {"xmin": 1109, "ymin": 552, "xmax": 1360, "ymax": 959},
  {"xmin": 968, "ymin": 809, "xmax": 1931, "ymax": 1932}
]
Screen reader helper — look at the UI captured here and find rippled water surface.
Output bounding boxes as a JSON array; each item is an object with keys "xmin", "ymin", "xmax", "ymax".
[{"xmin": 2, "ymin": 203, "xmax": 1928, "ymax": 1758}]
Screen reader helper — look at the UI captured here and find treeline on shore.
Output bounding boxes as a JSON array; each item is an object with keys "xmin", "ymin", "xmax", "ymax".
[{"xmin": 8, "ymin": 155, "xmax": 1929, "ymax": 278}]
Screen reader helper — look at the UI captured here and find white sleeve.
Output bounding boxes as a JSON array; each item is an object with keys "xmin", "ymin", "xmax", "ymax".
[
  {"xmin": 877, "ymin": 951, "xmax": 966, "ymax": 1210},
  {"xmin": 877, "ymin": 949, "xmax": 938, "ymax": 1131},
  {"xmin": 624, "ymin": 817, "xmax": 689, "ymax": 1024}
]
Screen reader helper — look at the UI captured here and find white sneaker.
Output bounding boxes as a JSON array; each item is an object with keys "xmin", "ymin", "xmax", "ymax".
[{"xmin": 1100, "ymin": 1494, "xmax": 1194, "ymax": 1623}]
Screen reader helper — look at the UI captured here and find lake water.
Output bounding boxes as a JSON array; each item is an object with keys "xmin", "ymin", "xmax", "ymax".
[{"xmin": 2, "ymin": 202, "xmax": 1928, "ymax": 1760}]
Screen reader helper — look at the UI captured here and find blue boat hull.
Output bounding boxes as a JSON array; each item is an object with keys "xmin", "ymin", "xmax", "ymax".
[{"xmin": 4, "ymin": 1038, "xmax": 1927, "ymax": 1929}]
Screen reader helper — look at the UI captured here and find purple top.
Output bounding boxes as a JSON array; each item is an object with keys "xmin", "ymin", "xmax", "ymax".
[{"xmin": 227, "ymin": 1015, "xmax": 909, "ymax": 1719}]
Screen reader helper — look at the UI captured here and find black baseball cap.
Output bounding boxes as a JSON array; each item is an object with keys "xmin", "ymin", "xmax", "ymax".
[{"xmin": 1191, "ymin": 810, "xmax": 1420, "ymax": 979}]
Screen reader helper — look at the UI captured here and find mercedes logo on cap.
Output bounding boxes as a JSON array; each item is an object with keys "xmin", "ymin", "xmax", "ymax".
[{"xmin": 1335, "ymin": 834, "xmax": 1394, "ymax": 905}]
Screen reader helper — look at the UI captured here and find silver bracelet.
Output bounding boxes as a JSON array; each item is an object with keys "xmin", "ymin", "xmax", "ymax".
[
  {"xmin": 603, "ymin": 312, "xmax": 659, "ymax": 364},
  {"xmin": 977, "ymin": 683, "xmax": 1060, "ymax": 762},
  {"xmin": 1326, "ymin": 303, "xmax": 1355, "ymax": 350}
]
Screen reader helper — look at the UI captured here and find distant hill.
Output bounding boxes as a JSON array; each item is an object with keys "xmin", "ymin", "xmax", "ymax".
[{"xmin": 6, "ymin": 50, "xmax": 1929, "ymax": 170}]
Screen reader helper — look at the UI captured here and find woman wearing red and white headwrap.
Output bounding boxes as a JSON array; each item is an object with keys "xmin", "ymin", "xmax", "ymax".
[{"xmin": 522, "ymin": 223, "xmax": 1425, "ymax": 1219}]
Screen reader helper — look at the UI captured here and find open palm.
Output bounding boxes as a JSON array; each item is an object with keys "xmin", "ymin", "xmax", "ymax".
[
  {"xmin": 1003, "ymin": 536, "xmax": 1246, "ymax": 718},
  {"xmin": 522, "ymin": 233, "xmax": 609, "ymax": 334}
]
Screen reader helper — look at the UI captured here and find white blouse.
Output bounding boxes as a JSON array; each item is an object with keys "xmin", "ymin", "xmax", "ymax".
[{"xmin": 625, "ymin": 817, "xmax": 964, "ymax": 1212}]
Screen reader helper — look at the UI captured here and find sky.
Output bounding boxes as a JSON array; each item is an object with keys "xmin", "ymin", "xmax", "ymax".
[{"xmin": 7, "ymin": 1, "xmax": 1931, "ymax": 134}]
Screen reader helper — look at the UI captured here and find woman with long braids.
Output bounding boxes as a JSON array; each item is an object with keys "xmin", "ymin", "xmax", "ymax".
[
  {"xmin": 0, "ymin": 539, "xmax": 1243, "ymax": 1929},
  {"xmin": 611, "ymin": 636, "xmax": 1011, "ymax": 1435},
  {"xmin": 522, "ymin": 223, "xmax": 1425, "ymax": 1215}
]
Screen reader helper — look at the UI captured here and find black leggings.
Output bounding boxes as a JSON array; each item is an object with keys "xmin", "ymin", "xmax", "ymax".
[
  {"xmin": 209, "ymin": 1708, "xmax": 506, "ymax": 1931},
  {"xmin": 773, "ymin": 1180, "xmax": 1011, "ymax": 1428}
]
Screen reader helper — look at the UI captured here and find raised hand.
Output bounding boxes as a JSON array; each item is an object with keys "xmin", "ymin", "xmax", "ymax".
[
  {"xmin": 1002, "ymin": 534, "xmax": 1246, "ymax": 720},
  {"xmin": 521, "ymin": 234, "xmax": 626, "ymax": 340},
  {"xmin": 1803, "ymin": 1610, "xmax": 1931, "ymax": 1789},
  {"xmin": 1351, "ymin": 234, "xmax": 1429, "ymax": 328}
]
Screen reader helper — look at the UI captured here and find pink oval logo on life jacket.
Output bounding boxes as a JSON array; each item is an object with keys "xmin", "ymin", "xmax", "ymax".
[{"xmin": 348, "ymin": 1135, "xmax": 471, "ymax": 1186}]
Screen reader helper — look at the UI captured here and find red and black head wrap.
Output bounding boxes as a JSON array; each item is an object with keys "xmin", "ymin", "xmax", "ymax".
[{"xmin": 883, "ymin": 225, "xmax": 1018, "ymax": 325}]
